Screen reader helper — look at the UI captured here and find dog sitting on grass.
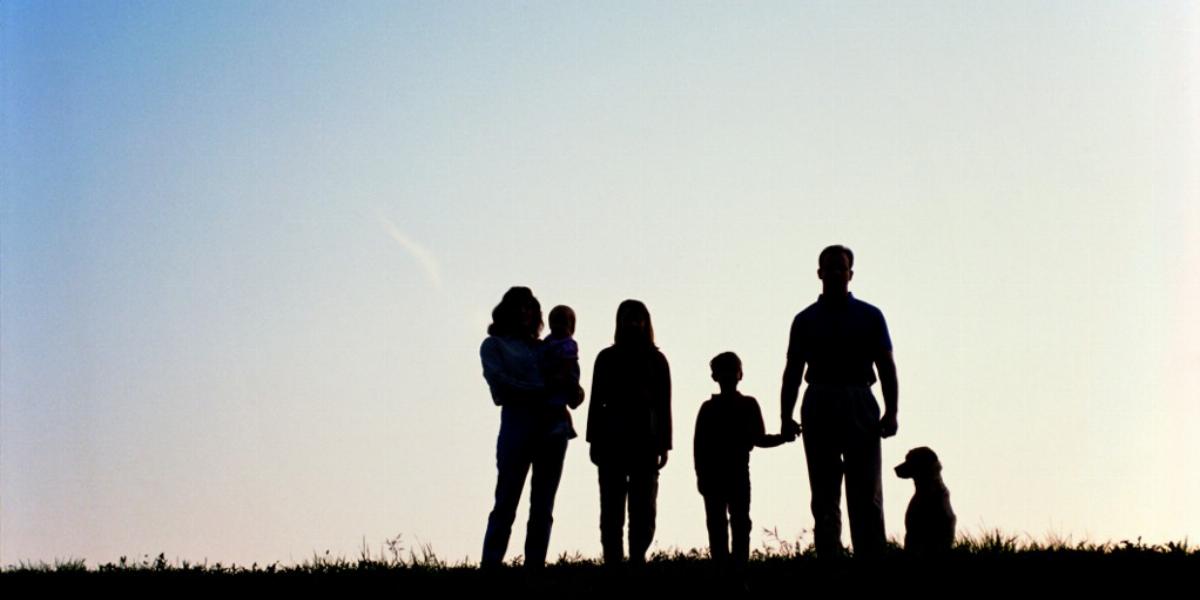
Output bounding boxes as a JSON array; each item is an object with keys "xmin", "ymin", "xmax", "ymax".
[{"xmin": 895, "ymin": 447, "xmax": 956, "ymax": 556}]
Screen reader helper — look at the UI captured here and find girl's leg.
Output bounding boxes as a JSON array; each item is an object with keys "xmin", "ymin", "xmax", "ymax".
[
  {"xmin": 598, "ymin": 464, "xmax": 628, "ymax": 564},
  {"xmin": 627, "ymin": 465, "xmax": 659, "ymax": 563}
]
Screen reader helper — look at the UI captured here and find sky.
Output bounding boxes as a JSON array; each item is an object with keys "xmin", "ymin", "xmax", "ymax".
[{"xmin": 2, "ymin": 1, "xmax": 1197, "ymax": 567}]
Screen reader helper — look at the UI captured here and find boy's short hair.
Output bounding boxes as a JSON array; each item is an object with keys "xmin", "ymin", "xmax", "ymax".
[
  {"xmin": 549, "ymin": 305, "xmax": 576, "ymax": 334},
  {"xmin": 710, "ymin": 351, "xmax": 742, "ymax": 381}
]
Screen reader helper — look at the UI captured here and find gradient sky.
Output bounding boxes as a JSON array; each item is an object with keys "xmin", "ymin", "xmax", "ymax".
[{"xmin": 3, "ymin": 1, "xmax": 1197, "ymax": 566}]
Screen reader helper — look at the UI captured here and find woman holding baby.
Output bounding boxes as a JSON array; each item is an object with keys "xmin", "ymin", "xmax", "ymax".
[{"xmin": 479, "ymin": 286, "xmax": 581, "ymax": 569}]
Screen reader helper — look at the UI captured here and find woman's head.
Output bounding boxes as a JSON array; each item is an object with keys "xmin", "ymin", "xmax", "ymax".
[
  {"xmin": 488, "ymin": 286, "xmax": 543, "ymax": 339},
  {"xmin": 614, "ymin": 299, "xmax": 654, "ymax": 347}
]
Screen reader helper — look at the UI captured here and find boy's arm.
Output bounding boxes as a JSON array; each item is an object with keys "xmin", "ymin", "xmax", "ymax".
[
  {"xmin": 751, "ymin": 398, "xmax": 792, "ymax": 448},
  {"xmin": 756, "ymin": 434, "xmax": 791, "ymax": 448}
]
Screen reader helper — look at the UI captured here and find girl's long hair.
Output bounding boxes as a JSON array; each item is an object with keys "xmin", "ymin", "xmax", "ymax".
[{"xmin": 613, "ymin": 299, "xmax": 654, "ymax": 347}]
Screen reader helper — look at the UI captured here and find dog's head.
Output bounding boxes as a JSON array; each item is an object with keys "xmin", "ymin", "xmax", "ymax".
[{"xmin": 895, "ymin": 446, "xmax": 942, "ymax": 479}]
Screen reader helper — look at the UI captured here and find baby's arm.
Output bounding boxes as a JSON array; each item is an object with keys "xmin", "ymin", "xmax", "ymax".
[{"xmin": 566, "ymin": 340, "xmax": 582, "ymax": 408}]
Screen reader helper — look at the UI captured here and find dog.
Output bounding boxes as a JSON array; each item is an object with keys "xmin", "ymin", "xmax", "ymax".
[{"xmin": 895, "ymin": 447, "xmax": 956, "ymax": 556}]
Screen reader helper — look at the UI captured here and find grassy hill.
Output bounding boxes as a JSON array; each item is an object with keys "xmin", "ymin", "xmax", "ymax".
[{"xmin": 4, "ymin": 532, "xmax": 1194, "ymax": 594}]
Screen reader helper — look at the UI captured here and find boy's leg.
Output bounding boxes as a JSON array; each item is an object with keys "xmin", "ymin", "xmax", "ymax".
[
  {"xmin": 525, "ymin": 435, "xmax": 568, "ymax": 567},
  {"xmin": 597, "ymin": 463, "xmax": 628, "ymax": 564},
  {"xmin": 482, "ymin": 432, "xmax": 533, "ymax": 567},
  {"xmin": 730, "ymin": 473, "xmax": 752, "ymax": 566},
  {"xmin": 702, "ymin": 491, "xmax": 730, "ymax": 564}
]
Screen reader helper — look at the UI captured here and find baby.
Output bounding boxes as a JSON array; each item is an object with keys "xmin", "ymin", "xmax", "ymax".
[{"xmin": 541, "ymin": 305, "xmax": 584, "ymax": 439}]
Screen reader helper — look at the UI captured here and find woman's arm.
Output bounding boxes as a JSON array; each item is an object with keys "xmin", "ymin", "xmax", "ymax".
[{"xmin": 480, "ymin": 337, "xmax": 543, "ymax": 406}]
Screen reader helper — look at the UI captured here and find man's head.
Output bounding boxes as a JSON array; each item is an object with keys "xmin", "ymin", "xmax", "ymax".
[
  {"xmin": 549, "ymin": 305, "xmax": 576, "ymax": 337},
  {"xmin": 710, "ymin": 351, "xmax": 743, "ymax": 388},
  {"xmin": 818, "ymin": 244, "xmax": 854, "ymax": 295}
]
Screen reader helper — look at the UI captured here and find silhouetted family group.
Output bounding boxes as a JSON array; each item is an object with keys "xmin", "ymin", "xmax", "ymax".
[{"xmin": 479, "ymin": 245, "xmax": 953, "ymax": 574}]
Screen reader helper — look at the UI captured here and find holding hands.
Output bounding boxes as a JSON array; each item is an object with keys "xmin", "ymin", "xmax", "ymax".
[{"xmin": 781, "ymin": 418, "xmax": 803, "ymax": 442}]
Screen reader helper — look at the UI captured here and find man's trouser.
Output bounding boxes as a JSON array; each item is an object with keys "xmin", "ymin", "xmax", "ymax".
[{"xmin": 800, "ymin": 384, "xmax": 885, "ymax": 558}]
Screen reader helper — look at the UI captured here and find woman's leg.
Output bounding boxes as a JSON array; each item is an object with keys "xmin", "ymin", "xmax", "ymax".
[
  {"xmin": 525, "ymin": 435, "xmax": 568, "ymax": 567},
  {"xmin": 481, "ymin": 431, "xmax": 532, "ymax": 567}
]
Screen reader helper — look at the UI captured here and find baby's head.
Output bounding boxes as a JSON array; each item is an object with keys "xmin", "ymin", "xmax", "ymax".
[
  {"xmin": 549, "ymin": 305, "xmax": 576, "ymax": 338},
  {"xmin": 710, "ymin": 351, "xmax": 743, "ymax": 389}
]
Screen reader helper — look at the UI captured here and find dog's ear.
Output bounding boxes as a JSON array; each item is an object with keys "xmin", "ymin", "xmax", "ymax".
[
  {"xmin": 917, "ymin": 447, "xmax": 943, "ymax": 476},
  {"xmin": 905, "ymin": 447, "xmax": 942, "ymax": 476}
]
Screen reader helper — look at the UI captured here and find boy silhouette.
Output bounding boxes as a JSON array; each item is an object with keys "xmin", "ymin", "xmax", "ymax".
[{"xmin": 694, "ymin": 352, "xmax": 795, "ymax": 570}]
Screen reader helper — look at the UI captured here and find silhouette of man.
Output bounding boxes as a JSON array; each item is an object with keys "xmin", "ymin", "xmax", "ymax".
[{"xmin": 780, "ymin": 245, "xmax": 898, "ymax": 558}]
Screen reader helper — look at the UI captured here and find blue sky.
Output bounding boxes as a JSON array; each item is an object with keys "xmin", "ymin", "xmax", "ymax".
[{"xmin": 2, "ymin": 1, "xmax": 1197, "ymax": 565}]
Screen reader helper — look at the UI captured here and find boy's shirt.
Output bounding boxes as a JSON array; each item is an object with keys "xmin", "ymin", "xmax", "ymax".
[{"xmin": 694, "ymin": 392, "xmax": 766, "ymax": 494}]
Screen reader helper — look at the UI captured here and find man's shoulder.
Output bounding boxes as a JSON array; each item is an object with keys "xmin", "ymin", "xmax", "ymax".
[
  {"xmin": 793, "ymin": 298, "xmax": 826, "ymax": 323},
  {"xmin": 849, "ymin": 295, "xmax": 888, "ymax": 319},
  {"xmin": 795, "ymin": 299, "xmax": 821, "ymax": 317}
]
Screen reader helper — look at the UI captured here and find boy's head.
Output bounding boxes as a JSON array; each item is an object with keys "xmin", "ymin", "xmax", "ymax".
[
  {"xmin": 710, "ymin": 351, "xmax": 743, "ymax": 387},
  {"xmin": 549, "ymin": 305, "xmax": 576, "ymax": 337}
]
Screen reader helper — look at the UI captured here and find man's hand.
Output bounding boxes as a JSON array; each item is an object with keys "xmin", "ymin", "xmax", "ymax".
[
  {"xmin": 656, "ymin": 451, "xmax": 669, "ymax": 470},
  {"xmin": 879, "ymin": 412, "xmax": 898, "ymax": 438},
  {"xmin": 781, "ymin": 418, "xmax": 802, "ymax": 441}
]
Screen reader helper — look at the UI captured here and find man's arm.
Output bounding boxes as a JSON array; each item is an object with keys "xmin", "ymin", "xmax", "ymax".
[
  {"xmin": 875, "ymin": 350, "xmax": 898, "ymax": 438},
  {"xmin": 780, "ymin": 359, "xmax": 804, "ymax": 437},
  {"xmin": 780, "ymin": 317, "xmax": 805, "ymax": 437}
]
